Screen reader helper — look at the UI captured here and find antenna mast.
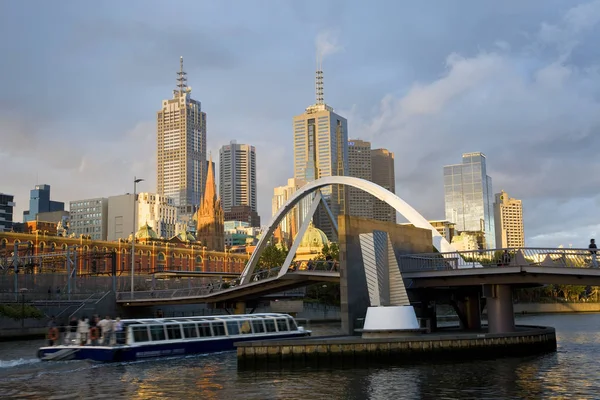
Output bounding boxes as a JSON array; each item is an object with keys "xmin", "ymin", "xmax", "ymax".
[
  {"xmin": 177, "ymin": 56, "xmax": 188, "ymax": 95},
  {"xmin": 316, "ymin": 53, "xmax": 324, "ymax": 105}
]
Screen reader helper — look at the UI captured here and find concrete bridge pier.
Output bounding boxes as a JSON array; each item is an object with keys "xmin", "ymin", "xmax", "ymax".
[
  {"xmin": 484, "ymin": 284, "xmax": 515, "ymax": 333},
  {"xmin": 451, "ymin": 291, "xmax": 482, "ymax": 330}
]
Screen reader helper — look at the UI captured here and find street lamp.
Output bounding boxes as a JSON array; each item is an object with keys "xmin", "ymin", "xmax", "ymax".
[{"xmin": 131, "ymin": 177, "xmax": 144, "ymax": 297}]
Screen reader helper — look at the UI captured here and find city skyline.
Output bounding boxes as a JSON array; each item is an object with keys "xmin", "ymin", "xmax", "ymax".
[{"xmin": 2, "ymin": 1, "xmax": 600, "ymax": 247}]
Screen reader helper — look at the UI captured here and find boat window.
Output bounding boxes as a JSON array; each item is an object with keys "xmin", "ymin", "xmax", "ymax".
[
  {"xmin": 240, "ymin": 320, "xmax": 252, "ymax": 334},
  {"xmin": 264, "ymin": 319, "xmax": 277, "ymax": 333},
  {"xmin": 166, "ymin": 324, "xmax": 182, "ymax": 340},
  {"xmin": 183, "ymin": 324, "xmax": 198, "ymax": 338},
  {"xmin": 132, "ymin": 326, "xmax": 150, "ymax": 342},
  {"xmin": 226, "ymin": 321, "xmax": 239, "ymax": 335},
  {"xmin": 288, "ymin": 318, "xmax": 298, "ymax": 330},
  {"xmin": 251, "ymin": 320, "xmax": 265, "ymax": 333},
  {"xmin": 276, "ymin": 319, "xmax": 289, "ymax": 332},
  {"xmin": 150, "ymin": 325, "xmax": 166, "ymax": 341},
  {"xmin": 198, "ymin": 322, "xmax": 212, "ymax": 337},
  {"xmin": 212, "ymin": 322, "xmax": 226, "ymax": 336}
]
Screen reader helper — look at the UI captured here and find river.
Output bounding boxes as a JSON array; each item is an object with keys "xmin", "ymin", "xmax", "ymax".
[{"xmin": 1, "ymin": 314, "xmax": 599, "ymax": 399}]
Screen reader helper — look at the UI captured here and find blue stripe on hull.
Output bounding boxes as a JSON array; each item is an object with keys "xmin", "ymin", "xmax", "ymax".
[{"xmin": 38, "ymin": 332, "xmax": 307, "ymax": 362}]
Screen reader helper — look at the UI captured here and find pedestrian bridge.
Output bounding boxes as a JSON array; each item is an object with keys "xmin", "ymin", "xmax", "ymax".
[
  {"xmin": 117, "ymin": 260, "xmax": 339, "ymax": 306},
  {"xmin": 400, "ymin": 247, "xmax": 600, "ymax": 287},
  {"xmin": 116, "ymin": 247, "xmax": 600, "ymax": 306}
]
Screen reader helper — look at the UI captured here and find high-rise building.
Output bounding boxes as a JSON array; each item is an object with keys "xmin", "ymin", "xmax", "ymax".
[
  {"xmin": 23, "ymin": 184, "xmax": 64, "ymax": 222},
  {"xmin": 0, "ymin": 193, "xmax": 15, "ymax": 232},
  {"xmin": 371, "ymin": 148, "xmax": 396, "ymax": 223},
  {"xmin": 494, "ymin": 190, "xmax": 524, "ymax": 248},
  {"xmin": 292, "ymin": 67, "xmax": 348, "ymax": 240},
  {"xmin": 444, "ymin": 152, "xmax": 495, "ymax": 249},
  {"xmin": 347, "ymin": 139, "xmax": 373, "ymax": 219},
  {"xmin": 272, "ymin": 178, "xmax": 306, "ymax": 246},
  {"xmin": 224, "ymin": 205, "xmax": 260, "ymax": 228},
  {"xmin": 137, "ymin": 192, "xmax": 178, "ymax": 239},
  {"xmin": 69, "ymin": 198, "xmax": 109, "ymax": 240},
  {"xmin": 219, "ymin": 141, "xmax": 257, "ymax": 214},
  {"xmin": 195, "ymin": 156, "xmax": 225, "ymax": 251},
  {"xmin": 157, "ymin": 57, "xmax": 207, "ymax": 219}
]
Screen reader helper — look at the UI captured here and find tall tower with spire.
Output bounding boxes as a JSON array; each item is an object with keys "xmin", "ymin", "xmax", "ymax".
[
  {"xmin": 195, "ymin": 154, "xmax": 225, "ymax": 251},
  {"xmin": 291, "ymin": 56, "xmax": 348, "ymax": 241},
  {"xmin": 157, "ymin": 57, "xmax": 207, "ymax": 225}
]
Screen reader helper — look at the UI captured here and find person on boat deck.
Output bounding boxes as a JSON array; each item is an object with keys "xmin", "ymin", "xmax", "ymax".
[
  {"xmin": 114, "ymin": 317, "xmax": 124, "ymax": 345},
  {"xmin": 65, "ymin": 316, "xmax": 78, "ymax": 344},
  {"xmin": 77, "ymin": 316, "xmax": 89, "ymax": 345},
  {"xmin": 47, "ymin": 316, "xmax": 57, "ymax": 346},
  {"xmin": 97, "ymin": 316, "xmax": 113, "ymax": 345},
  {"xmin": 88, "ymin": 315, "xmax": 100, "ymax": 345}
]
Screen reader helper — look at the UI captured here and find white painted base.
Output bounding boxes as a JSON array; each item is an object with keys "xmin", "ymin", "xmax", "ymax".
[{"xmin": 363, "ymin": 306, "xmax": 420, "ymax": 331}]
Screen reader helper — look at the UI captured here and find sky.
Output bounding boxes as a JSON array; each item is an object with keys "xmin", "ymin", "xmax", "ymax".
[{"xmin": 2, "ymin": 0, "xmax": 600, "ymax": 248}]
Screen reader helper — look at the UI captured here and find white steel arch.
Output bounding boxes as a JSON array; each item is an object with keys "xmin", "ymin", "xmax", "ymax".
[{"xmin": 240, "ymin": 176, "xmax": 459, "ymax": 284}]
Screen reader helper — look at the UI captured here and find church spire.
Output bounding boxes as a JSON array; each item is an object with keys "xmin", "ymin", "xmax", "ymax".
[{"xmin": 204, "ymin": 154, "xmax": 216, "ymax": 205}]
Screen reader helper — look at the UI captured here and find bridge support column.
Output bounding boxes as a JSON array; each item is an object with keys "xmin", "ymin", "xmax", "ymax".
[
  {"xmin": 234, "ymin": 301, "xmax": 246, "ymax": 315},
  {"xmin": 452, "ymin": 293, "xmax": 481, "ymax": 330},
  {"xmin": 463, "ymin": 294, "xmax": 481, "ymax": 330},
  {"xmin": 484, "ymin": 284, "xmax": 515, "ymax": 333}
]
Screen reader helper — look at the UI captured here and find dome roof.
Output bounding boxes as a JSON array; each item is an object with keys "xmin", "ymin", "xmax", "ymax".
[
  {"xmin": 136, "ymin": 223, "xmax": 158, "ymax": 240},
  {"xmin": 295, "ymin": 223, "xmax": 329, "ymax": 250},
  {"xmin": 174, "ymin": 230, "xmax": 196, "ymax": 242}
]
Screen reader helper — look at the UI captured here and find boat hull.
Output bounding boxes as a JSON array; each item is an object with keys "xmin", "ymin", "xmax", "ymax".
[{"xmin": 38, "ymin": 332, "xmax": 309, "ymax": 362}]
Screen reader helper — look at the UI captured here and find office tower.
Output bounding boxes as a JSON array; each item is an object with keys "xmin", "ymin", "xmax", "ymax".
[
  {"xmin": 224, "ymin": 205, "xmax": 260, "ymax": 228},
  {"xmin": 69, "ymin": 198, "xmax": 109, "ymax": 240},
  {"xmin": 347, "ymin": 140, "xmax": 373, "ymax": 219},
  {"xmin": 0, "ymin": 193, "xmax": 15, "ymax": 232},
  {"xmin": 292, "ymin": 65, "xmax": 348, "ymax": 240},
  {"xmin": 195, "ymin": 156, "xmax": 225, "ymax": 251},
  {"xmin": 137, "ymin": 193, "xmax": 178, "ymax": 239},
  {"xmin": 219, "ymin": 141, "xmax": 257, "ymax": 214},
  {"xmin": 371, "ymin": 148, "xmax": 396, "ymax": 223},
  {"xmin": 23, "ymin": 184, "xmax": 64, "ymax": 222},
  {"xmin": 444, "ymin": 152, "xmax": 495, "ymax": 249},
  {"xmin": 272, "ymin": 178, "xmax": 305, "ymax": 245},
  {"xmin": 494, "ymin": 190, "xmax": 524, "ymax": 248},
  {"xmin": 157, "ymin": 57, "xmax": 207, "ymax": 219}
]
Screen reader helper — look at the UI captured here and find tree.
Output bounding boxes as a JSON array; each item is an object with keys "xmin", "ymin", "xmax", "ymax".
[
  {"xmin": 257, "ymin": 243, "xmax": 289, "ymax": 270},
  {"xmin": 316, "ymin": 242, "xmax": 339, "ymax": 261}
]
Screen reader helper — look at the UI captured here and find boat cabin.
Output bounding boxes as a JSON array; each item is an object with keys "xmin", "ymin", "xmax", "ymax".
[{"xmin": 124, "ymin": 313, "xmax": 300, "ymax": 345}]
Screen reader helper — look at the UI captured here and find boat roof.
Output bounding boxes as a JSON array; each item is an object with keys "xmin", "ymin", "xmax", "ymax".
[{"xmin": 121, "ymin": 313, "xmax": 294, "ymax": 325}]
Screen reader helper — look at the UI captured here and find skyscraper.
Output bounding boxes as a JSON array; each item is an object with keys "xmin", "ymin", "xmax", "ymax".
[
  {"xmin": 292, "ymin": 66, "xmax": 348, "ymax": 240},
  {"xmin": 23, "ymin": 184, "xmax": 64, "ymax": 222},
  {"xmin": 371, "ymin": 148, "xmax": 396, "ymax": 223},
  {"xmin": 219, "ymin": 141, "xmax": 257, "ymax": 214},
  {"xmin": 157, "ymin": 57, "xmax": 207, "ymax": 219},
  {"xmin": 347, "ymin": 139, "xmax": 373, "ymax": 219},
  {"xmin": 444, "ymin": 152, "xmax": 495, "ymax": 249},
  {"xmin": 494, "ymin": 190, "xmax": 524, "ymax": 248}
]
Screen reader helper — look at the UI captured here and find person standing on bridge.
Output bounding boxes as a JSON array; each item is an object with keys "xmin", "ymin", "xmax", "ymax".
[{"xmin": 590, "ymin": 239, "xmax": 598, "ymax": 268}]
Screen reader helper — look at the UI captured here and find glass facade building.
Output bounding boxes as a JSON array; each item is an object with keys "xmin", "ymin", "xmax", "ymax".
[
  {"xmin": 293, "ymin": 103, "xmax": 348, "ymax": 241},
  {"xmin": 444, "ymin": 153, "xmax": 495, "ymax": 249}
]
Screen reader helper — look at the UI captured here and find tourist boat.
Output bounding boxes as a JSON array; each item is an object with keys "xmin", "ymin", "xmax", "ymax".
[{"xmin": 37, "ymin": 313, "xmax": 310, "ymax": 362}]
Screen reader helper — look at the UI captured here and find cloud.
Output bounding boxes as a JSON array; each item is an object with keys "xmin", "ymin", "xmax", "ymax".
[
  {"xmin": 345, "ymin": 1, "xmax": 600, "ymax": 247},
  {"xmin": 316, "ymin": 29, "xmax": 344, "ymax": 64}
]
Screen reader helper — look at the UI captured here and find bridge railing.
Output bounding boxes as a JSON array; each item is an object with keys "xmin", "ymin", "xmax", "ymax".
[
  {"xmin": 116, "ymin": 260, "xmax": 341, "ymax": 302},
  {"xmin": 398, "ymin": 247, "xmax": 596, "ymax": 272}
]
